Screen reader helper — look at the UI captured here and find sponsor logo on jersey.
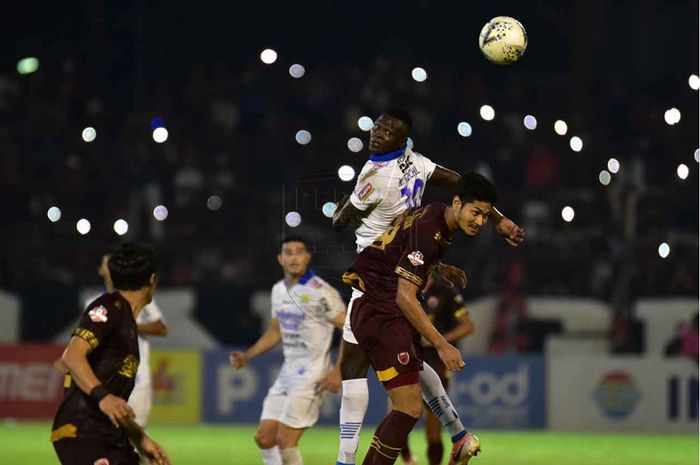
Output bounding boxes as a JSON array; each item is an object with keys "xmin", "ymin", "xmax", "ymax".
[
  {"xmin": 427, "ymin": 296, "xmax": 440, "ymax": 310},
  {"xmin": 397, "ymin": 352, "xmax": 410, "ymax": 365},
  {"xmin": 307, "ymin": 278, "xmax": 322, "ymax": 289},
  {"xmin": 88, "ymin": 305, "xmax": 108, "ymax": 323},
  {"xmin": 407, "ymin": 251, "xmax": 424, "ymax": 266},
  {"xmin": 357, "ymin": 183, "xmax": 375, "ymax": 202},
  {"xmin": 434, "ymin": 231, "xmax": 442, "ymax": 241},
  {"xmin": 118, "ymin": 354, "xmax": 139, "ymax": 378}
]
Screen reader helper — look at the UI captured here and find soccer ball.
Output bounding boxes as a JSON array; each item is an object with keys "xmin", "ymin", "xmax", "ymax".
[{"xmin": 479, "ymin": 16, "xmax": 528, "ymax": 65}]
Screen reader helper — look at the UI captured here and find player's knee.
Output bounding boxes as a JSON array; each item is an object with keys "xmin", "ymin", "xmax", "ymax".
[
  {"xmin": 340, "ymin": 344, "xmax": 369, "ymax": 380},
  {"xmin": 254, "ymin": 429, "xmax": 276, "ymax": 449}
]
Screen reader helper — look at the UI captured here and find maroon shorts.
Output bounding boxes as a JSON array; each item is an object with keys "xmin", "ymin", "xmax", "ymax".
[
  {"xmin": 423, "ymin": 347, "xmax": 450, "ymax": 389},
  {"xmin": 350, "ymin": 294, "xmax": 423, "ymax": 383}
]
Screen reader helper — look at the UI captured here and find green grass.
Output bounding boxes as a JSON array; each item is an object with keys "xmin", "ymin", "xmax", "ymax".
[{"xmin": 2, "ymin": 422, "xmax": 697, "ymax": 465}]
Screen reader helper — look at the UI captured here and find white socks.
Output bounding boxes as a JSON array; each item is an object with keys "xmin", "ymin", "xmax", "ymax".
[
  {"xmin": 420, "ymin": 362, "xmax": 465, "ymax": 437},
  {"xmin": 260, "ymin": 446, "xmax": 282, "ymax": 465},
  {"xmin": 336, "ymin": 378, "xmax": 369, "ymax": 464},
  {"xmin": 281, "ymin": 447, "xmax": 303, "ymax": 465}
]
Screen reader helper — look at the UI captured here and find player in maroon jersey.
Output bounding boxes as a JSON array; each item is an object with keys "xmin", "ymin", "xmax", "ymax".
[{"xmin": 342, "ymin": 172, "xmax": 497, "ymax": 465}]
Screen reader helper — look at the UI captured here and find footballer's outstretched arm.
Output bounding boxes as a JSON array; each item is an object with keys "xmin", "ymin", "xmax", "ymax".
[
  {"xmin": 332, "ymin": 194, "xmax": 375, "ymax": 231},
  {"xmin": 229, "ymin": 318, "xmax": 282, "ymax": 369},
  {"xmin": 428, "ymin": 165, "xmax": 525, "ymax": 246}
]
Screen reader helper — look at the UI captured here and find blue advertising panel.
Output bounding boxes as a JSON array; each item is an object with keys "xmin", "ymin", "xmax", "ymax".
[
  {"xmin": 449, "ymin": 355, "xmax": 546, "ymax": 428},
  {"xmin": 203, "ymin": 348, "xmax": 388, "ymax": 424}
]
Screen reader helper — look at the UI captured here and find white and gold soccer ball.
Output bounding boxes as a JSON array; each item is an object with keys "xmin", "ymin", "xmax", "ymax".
[{"xmin": 479, "ymin": 16, "xmax": 528, "ymax": 65}]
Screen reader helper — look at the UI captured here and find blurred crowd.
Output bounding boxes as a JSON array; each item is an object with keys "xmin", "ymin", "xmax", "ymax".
[{"xmin": 0, "ymin": 0, "xmax": 697, "ymax": 347}]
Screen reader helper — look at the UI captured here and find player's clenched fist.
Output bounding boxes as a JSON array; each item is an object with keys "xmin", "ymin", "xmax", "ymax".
[
  {"xmin": 229, "ymin": 351, "xmax": 248, "ymax": 369},
  {"xmin": 99, "ymin": 394, "xmax": 135, "ymax": 428},
  {"xmin": 436, "ymin": 342, "xmax": 466, "ymax": 372}
]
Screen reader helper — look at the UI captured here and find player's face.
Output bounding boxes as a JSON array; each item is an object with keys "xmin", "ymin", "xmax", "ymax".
[
  {"xmin": 278, "ymin": 241, "xmax": 311, "ymax": 277},
  {"xmin": 453, "ymin": 199, "xmax": 492, "ymax": 236},
  {"xmin": 369, "ymin": 115, "xmax": 408, "ymax": 153}
]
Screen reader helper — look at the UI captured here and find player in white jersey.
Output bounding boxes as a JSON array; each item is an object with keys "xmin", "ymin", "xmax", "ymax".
[
  {"xmin": 332, "ymin": 109, "xmax": 524, "ymax": 465},
  {"xmin": 230, "ymin": 236, "xmax": 347, "ymax": 465},
  {"xmin": 54, "ymin": 251, "xmax": 168, "ymax": 430}
]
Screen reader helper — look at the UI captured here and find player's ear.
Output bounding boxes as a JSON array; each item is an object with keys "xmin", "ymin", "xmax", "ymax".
[
  {"xmin": 277, "ymin": 253, "xmax": 284, "ymax": 267},
  {"xmin": 452, "ymin": 195, "xmax": 463, "ymax": 209},
  {"xmin": 149, "ymin": 273, "xmax": 158, "ymax": 287}
]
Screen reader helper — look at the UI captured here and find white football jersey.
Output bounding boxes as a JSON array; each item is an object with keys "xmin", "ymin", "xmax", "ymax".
[
  {"xmin": 270, "ymin": 270, "xmax": 345, "ymax": 387},
  {"xmin": 349, "ymin": 147, "xmax": 437, "ymax": 252}
]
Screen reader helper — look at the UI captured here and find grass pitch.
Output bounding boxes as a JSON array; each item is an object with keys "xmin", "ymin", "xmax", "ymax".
[{"xmin": 1, "ymin": 421, "xmax": 697, "ymax": 465}]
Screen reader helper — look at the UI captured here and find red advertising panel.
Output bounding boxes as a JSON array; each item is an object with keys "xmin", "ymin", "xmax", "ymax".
[{"xmin": 0, "ymin": 344, "xmax": 65, "ymax": 418}]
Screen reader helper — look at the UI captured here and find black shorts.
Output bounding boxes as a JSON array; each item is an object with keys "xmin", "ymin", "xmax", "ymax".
[{"xmin": 53, "ymin": 437, "xmax": 140, "ymax": 465}]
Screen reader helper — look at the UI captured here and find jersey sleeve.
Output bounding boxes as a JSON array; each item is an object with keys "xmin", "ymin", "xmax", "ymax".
[
  {"xmin": 350, "ymin": 163, "xmax": 383, "ymax": 211},
  {"xmin": 72, "ymin": 301, "xmax": 122, "ymax": 350},
  {"xmin": 414, "ymin": 151, "xmax": 438, "ymax": 180},
  {"xmin": 319, "ymin": 284, "xmax": 346, "ymax": 321},
  {"xmin": 137, "ymin": 300, "xmax": 165, "ymax": 324},
  {"xmin": 394, "ymin": 224, "xmax": 440, "ymax": 289}
]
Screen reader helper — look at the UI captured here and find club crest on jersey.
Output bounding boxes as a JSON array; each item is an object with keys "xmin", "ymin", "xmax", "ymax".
[
  {"xmin": 356, "ymin": 183, "xmax": 375, "ymax": 202},
  {"xmin": 88, "ymin": 306, "xmax": 108, "ymax": 323},
  {"xmin": 407, "ymin": 251, "xmax": 424, "ymax": 266},
  {"xmin": 94, "ymin": 458, "xmax": 110, "ymax": 465},
  {"xmin": 397, "ymin": 352, "xmax": 410, "ymax": 365}
]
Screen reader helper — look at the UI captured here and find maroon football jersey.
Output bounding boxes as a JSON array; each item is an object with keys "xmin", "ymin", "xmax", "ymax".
[{"xmin": 343, "ymin": 203, "xmax": 453, "ymax": 303}]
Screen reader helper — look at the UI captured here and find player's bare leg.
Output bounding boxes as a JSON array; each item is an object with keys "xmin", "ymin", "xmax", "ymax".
[
  {"xmin": 277, "ymin": 424, "xmax": 306, "ymax": 465},
  {"xmin": 337, "ymin": 341, "xmax": 371, "ymax": 465},
  {"xmin": 255, "ymin": 420, "xmax": 282, "ymax": 465}
]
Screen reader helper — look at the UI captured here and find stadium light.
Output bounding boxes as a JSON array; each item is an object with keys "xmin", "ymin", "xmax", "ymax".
[
  {"xmin": 695, "ymin": 149, "xmax": 699, "ymax": 163},
  {"xmin": 347, "ymin": 137, "xmax": 363, "ymax": 153},
  {"xmin": 658, "ymin": 242, "xmax": 670, "ymax": 258},
  {"xmin": 285, "ymin": 211, "xmax": 301, "ymax": 227},
  {"xmin": 295, "ymin": 130, "xmax": 311, "ymax": 145},
  {"xmin": 598, "ymin": 170, "xmax": 611, "ymax": 186},
  {"xmin": 153, "ymin": 127, "xmax": 168, "ymax": 143},
  {"xmin": 411, "ymin": 67, "xmax": 427, "ymax": 82},
  {"xmin": 523, "ymin": 115, "xmax": 537, "ymax": 130},
  {"xmin": 554, "ymin": 120, "xmax": 568, "ymax": 136},
  {"xmin": 664, "ymin": 108, "xmax": 681, "ymax": 125},
  {"xmin": 479, "ymin": 105, "xmax": 495, "ymax": 121},
  {"xmin": 17, "ymin": 57, "xmax": 39, "ymax": 75},
  {"xmin": 457, "ymin": 122, "xmax": 472, "ymax": 137},
  {"xmin": 569, "ymin": 136, "xmax": 583, "ymax": 152},
  {"xmin": 289, "ymin": 64, "xmax": 305, "ymax": 78},
  {"xmin": 207, "ymin": 195, "xmax": 222, "ymax": 211},
  {"xmin": 676, "ymin": 163, "xmax": 689, "ymax": 180},
  {"xmin": 561, "ymin": 206, "xmax": 575, "ymax": 222},
  {"xmin": 47, "ymin": 206, "xmax": 61, "ymax": 222},
  {"xmin": 689, "ymin": 74, "xmax": 700, "ymax": 91},
  {"xmin": 82, "ymin": 127, "xmax": 97, "ymax": 143},
  {"xmin": 607, "ymin": 158, "xmax": 620, "ymax": 174},
  {"xmin": 338, "ymin": 165, "xmax": 355, "ymax": 181},
  {"xmin": 153, "ymin": 205, "xmax": 168, "ymax": 221},
  {"xmin": 322, "ymin": 202, "xmax": 337, "ymax": 218},
  {"xmin": 76, "ymin": 219, "xmax": 91, "ymax": 235},
  {"xmin": 358, "ymin": 116, "xmax": 373, "ymax": 131},
  {"xmin": 113, "ymin": 219, "xmax": 129, "ymax": 236},
  {"xmin": 260, "ymin": 49, "xmax": 277, "ymax": 64}
]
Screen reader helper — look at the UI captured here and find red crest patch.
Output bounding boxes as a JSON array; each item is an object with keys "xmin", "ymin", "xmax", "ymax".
[
  {"xmin": 397, "ymin": 352, "xmax": 410, "ymax": 365},
  {"xmin": 94, "ymin": 459, "xmax": 110, "ymax": 465},
  {"xmin": 88, "ymin": 306, "xmax": 108, "ymax": 323}
]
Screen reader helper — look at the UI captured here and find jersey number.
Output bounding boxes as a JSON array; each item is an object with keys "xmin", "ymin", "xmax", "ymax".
[{"xmin": 400, "ymin": 179, "xmax": 425, "ymax": 208}]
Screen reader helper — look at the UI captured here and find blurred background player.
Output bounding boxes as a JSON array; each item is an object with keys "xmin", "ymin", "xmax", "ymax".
[
  {"xmin": 342, "ymin": 172, "xmax": 500, "ymax": 465},
  {"xmin": 230, "ymin": 236, "xmax": 347, "ymax": 465},
  {"xmin": 51, "ymin": 243, "xmax": 170, "ymax": 465},
  {"xmin": 332, "ymin": 109, "xmax": 524, "ymax": 465},
  {"xmin": 401, "ymin": 274, "xmax": 475, "ymax": 465},
  {"xmin": 56, "ymin": 250, "xmax": 168, "ymax": 428}
]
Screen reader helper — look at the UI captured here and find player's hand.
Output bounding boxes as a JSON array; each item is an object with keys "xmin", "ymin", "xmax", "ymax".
[
  {"xmin": 137, "ymin": 435, "xmax": 172, "ymax": 465},
  {"xmin": 229, "ymin": 351, "xmax": 248, "ymax": 369},
  {"xmin": 495, "ymin": 218, "xmax": 525, "ymax": 246},
  {"xmin": 436, "ymin": 263, "xmax": 467, "ymax": 288},
  {"xmin": 436, "ymin": 342, "xmax": 465, "ymax": 372},
  {"xmin": 319, "ymin": 367, "xmax": 342, "ymax": 393},
  {"xmin": 98, "ymin": 394, "xmax": 135, "ymax": 428}
]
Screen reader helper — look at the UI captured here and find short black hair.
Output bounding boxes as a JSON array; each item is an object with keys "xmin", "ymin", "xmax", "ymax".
[
  {"xmin": 108, "ymin": 243, "xmax": 156, "ymax": 290},
  {"xmin": 385, "ymin": 108, "xmax": 413, "ymax": 130},
  {"xmin": 280, "ymin": 235, "xmax": 307, "ymax": 250},
  {"xmin": 455, "ymin": 172, "xmax": 498, "ymax": 205}
]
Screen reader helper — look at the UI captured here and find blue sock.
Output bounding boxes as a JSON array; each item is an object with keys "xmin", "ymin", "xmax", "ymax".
[{"xmin": 451, "ymin": 430, "xmax": 467, "ymax": 443}]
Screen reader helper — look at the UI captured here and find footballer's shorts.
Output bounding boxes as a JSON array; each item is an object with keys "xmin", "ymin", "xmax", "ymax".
[
  {"xmin": 260, "ymin": 384, "xmax": 323, "ymax": 429},
  {"xmin": 53, "ymin": 437, "xmax": 140, "ymax": 465},
  {"xmin": 128, "ymin": 380, "xmax": 152, "ymax": 428},
  {"xmin": 349, "ymin": 293, "xmax": 424, "ymax": 385},
  {"xmin": 423, "ymin": 348, "xmax": 450, "ymax": 389},
  {"xmin": 342, "ymin": 288, "xmax": 364, "ymax": 344}
]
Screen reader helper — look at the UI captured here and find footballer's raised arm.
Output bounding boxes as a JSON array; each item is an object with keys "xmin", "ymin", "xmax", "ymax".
[{"xmin": 332, "ymin": 194, "xmax": 374, "ymax": 231}]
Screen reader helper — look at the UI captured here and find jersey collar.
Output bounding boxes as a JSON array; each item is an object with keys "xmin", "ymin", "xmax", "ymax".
[
  {"xmin": 288, "ymin": 268, "xmax": 315, "ymax": 287},
  {"xmin": 369, "ymin": 144, "xmax": 407, "ymax": 162}
]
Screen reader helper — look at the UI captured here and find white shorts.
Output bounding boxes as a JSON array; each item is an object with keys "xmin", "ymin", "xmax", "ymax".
[
  {"xmin": 260, "ymin": 384, "xmax": 323, "ymax": 429},
  {"xmin": 128, "ymin": 381, "xmax": 152, "ymax": 428},
  {"xmin": 342, "ymin": 288, "xmax": 364, "ymax": 344}
]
